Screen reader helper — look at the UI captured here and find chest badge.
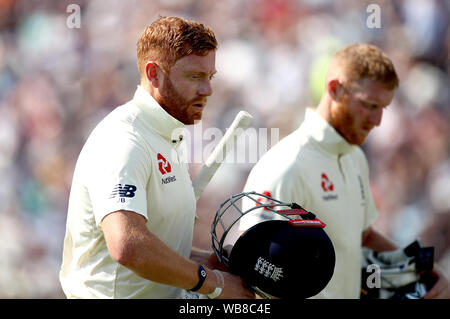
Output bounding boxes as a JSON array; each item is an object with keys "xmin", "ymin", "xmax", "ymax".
[
  {"xmin": 321, "ymin": 173, "xmax": 334, "ymax": 192},
  {"xmin": 157, "ymin": 153, "xmax": 177, "ymax": 185},
  {"xmin": 321, "ymin": 173, "xmax": 338, "ymax": 201},
  {"xmin": 157, "ymin": 153, "xmax": 172, "ymax": 175}
]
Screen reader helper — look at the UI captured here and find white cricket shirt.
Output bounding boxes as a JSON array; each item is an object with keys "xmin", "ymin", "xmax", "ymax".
[
  {"xmin": 239, "ymin": 108, "xmax": 378, "ymax": 299},
  {"xmin": 60, "ymin": 86, "xmax": 196, "ymax": 298}
]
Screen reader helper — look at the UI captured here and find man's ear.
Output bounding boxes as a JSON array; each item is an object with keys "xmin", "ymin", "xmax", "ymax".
[
  {"xmin": 145, "ymin": 62, "xmax": 161, "ymax": 88},
  {"xmin": 327, "ymin": 78, "xmax": 345, "ymax": 101}
]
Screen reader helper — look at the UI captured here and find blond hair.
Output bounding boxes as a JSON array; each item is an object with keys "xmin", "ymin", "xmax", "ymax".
[
  {"xmin": 137, "ymin": 16, "xmax": 218, "ymax": 76},
  {"xmin": 328, "ymin": 43, "xmax": 399, "ymax": 90}
]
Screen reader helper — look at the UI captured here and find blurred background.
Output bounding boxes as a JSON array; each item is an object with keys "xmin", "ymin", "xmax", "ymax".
[{"xmin": 0, "ymin": 0, "xmax": 448, "ymax": 298}]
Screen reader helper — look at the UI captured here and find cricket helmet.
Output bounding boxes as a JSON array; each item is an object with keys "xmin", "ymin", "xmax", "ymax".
[{"xmin": 211, "ymin": 192, "xmax": 336, "ymax": 299}]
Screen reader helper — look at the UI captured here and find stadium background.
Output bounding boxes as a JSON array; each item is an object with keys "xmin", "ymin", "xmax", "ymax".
[{"xmin": 0, "ymin": 0, "xmax": 448, "ymax": 298}]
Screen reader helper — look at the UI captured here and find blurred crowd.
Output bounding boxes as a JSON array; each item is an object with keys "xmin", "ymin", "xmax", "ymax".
[{"xmin": 0, "ymin": 0, "xmax": 448, "ymax": 298}]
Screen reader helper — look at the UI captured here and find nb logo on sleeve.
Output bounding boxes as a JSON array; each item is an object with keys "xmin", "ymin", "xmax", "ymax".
[{"xmin": 109, "ymin": 184, "xmax": 137, "ymax": 199}]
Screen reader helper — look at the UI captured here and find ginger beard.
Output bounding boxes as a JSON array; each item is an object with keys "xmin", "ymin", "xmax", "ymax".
[
  {"xmin": 159, "ymin": 73, "xmax": 205, "ymax": 125},
  {"xmin": 330, "ymin": 93, "xmax": 369, "ymax": 146}
]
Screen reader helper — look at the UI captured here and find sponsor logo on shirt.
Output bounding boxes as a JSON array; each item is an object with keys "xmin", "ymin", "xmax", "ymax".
[
  {"xmin": 321, "ymin": 173, "xmax": 334, "ymax": 192},
  {"xmin": 321, "ymin": 173, "xmax": 338, "ymax": 201},
  {"xmin": 162, "ymin": 175, "xmax": 177, "ymax": 184},
  {"xmin": 256, "ymin": 190, "xmax": 275, "ymax": 211},
  {"xmin": 157, "ymin": 153, "xmax": 172, "ymax": 175},
  {"xmin": 157, "ymin": 153, "xmax": 177, "ymax": 184},
  {"xmin": 109, "ymin": 184, "xmax": 137, "ymax": 202}
]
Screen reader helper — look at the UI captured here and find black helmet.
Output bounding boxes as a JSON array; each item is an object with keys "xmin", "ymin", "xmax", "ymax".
[{"xmin": 211, "ymin": 192, "xmax": 336, "ymax": 299}]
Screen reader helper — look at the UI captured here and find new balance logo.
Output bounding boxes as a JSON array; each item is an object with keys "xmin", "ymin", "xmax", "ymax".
[
  {"xmin": 109, "ymin": 184, "xmax": 137, "ymax": 199},
  {"xmin": 254, "ymin": 257, "xmax": 283, "ymax": 282},
  {"xmin": 157, "ymin": 153, "xmax": 171, "ymax": 175}
]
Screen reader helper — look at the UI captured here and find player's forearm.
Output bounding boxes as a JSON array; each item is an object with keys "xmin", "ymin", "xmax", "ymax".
[
  {"xmin": 124, "ymin": 231, "xmax": 218, "ymax": 294},
  {"xmin": 190, "ymin": 246, "xmax": 229, "ymax": 272},
  {"xmin": 190, "ymin": 246, "xmax": 212, "ymax": 264},
  {"xmin": 102, "ymin": 210, "xmax": 217, "ymax": 295},
  {"xmin": 361, "ymin": 226, "xmax": 398, "ymax": 252}
]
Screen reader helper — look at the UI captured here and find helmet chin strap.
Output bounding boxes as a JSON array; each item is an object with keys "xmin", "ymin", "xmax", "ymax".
[{"xmin": 290, "ymin": 203, "xmax": 317, "ymax": 220}]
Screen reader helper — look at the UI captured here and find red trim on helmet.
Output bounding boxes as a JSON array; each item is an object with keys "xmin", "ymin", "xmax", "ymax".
[
  {"xmin": 276, "ymin": 208, "xmax": 326, "ymax": 228},
  {"xmin": 277, "ymin": 208, "xmax": 309, "ymax": 216},
  {"xmin": 289, "ymin": 219, "xmax": 326, "ymax": 228}
]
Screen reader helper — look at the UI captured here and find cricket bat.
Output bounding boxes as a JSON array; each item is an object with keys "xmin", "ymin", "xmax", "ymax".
[{"xmin": 192, "ymin": 111, "xmax": 253, "ymax": 200}]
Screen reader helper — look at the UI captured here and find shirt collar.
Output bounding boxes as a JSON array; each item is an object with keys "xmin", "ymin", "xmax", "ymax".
[
  {"xmin": 301, "ymin": 108, "xmax": 354, "ymax": 156},
  {"xmin": 132, "ymin": 85, "xmax": 185, "ymax": 142}
]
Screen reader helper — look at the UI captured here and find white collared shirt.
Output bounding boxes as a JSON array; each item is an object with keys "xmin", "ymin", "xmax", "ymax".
[
  {"xmin": 239, "ymin": 108, "xmax": 378, "ymax": 299},
  {"xmin": 60, "ymin": 86, "xmax": 197, "ymax": 298}
]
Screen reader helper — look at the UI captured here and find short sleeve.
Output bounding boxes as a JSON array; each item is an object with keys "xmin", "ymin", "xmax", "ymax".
[{"xmin": 85, "ymin": 127, "xmax": 151, "ymax": 227}]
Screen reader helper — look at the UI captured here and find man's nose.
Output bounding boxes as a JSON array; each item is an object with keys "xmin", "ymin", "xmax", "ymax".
[
  {"xmin": 370, "ymin": 107, "xmax": 383, "ymax": 126},
  {"xmin": 198, "ymin": 79, "xmax": 213, "ymax": 96}
]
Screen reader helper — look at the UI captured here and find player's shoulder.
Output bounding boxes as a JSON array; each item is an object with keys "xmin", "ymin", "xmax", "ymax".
[
  {"xmin": 253, "ymin": 133, "xmax": 295, "ymax": 165},
  {"xmin": 100, "ymin": 101, "xmax": 140, "ymax": 129},
  {"xmin": 246, "ymin": 130, "xmax": 303, "ymax": 185},
  {"xmin": 92, "ymin": 100, "xmax": 150, "ymax": 138},
  {"xmin": 79, "ymin": 103, "xmax": 149, "ymax": 160},
  {"xmin": 257, "ymin": 126, "xmax": 314, "ymax": 165}
]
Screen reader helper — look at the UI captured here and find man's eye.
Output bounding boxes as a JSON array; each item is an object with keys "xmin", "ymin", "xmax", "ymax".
[{"xmin": 362, "ymin": 101, "xmax": 378, "ymax": 110}]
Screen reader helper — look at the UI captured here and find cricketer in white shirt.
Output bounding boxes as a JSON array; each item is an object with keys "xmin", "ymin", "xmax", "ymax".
[
  {"xmin": 59, "ymin": 86, "xmax": 196, "ymax": 298},
  {"xmin": 239, "ymin": 108, "xmax": 379, "ymax": 299}
]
